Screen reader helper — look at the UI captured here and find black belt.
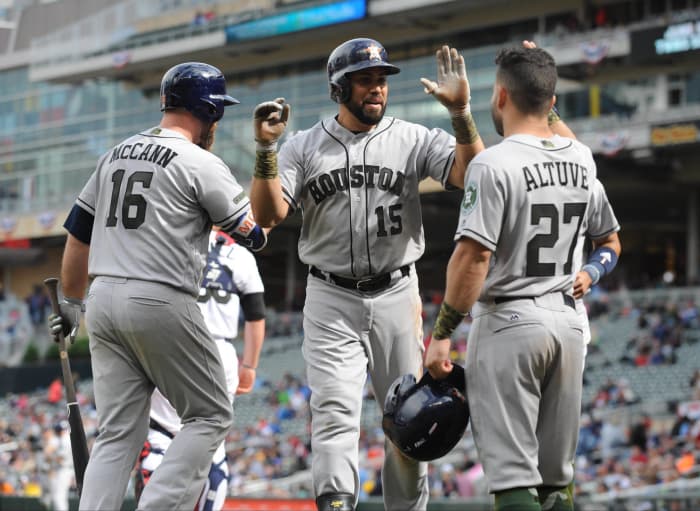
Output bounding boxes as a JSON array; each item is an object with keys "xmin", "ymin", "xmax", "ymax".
[
  {"xmin": 310, "ymin": 265, "xmax": 410, "ymax": 293},
  {"xmin": 494, "ymin": 292, "xmax": 576, "ymax": 310}
]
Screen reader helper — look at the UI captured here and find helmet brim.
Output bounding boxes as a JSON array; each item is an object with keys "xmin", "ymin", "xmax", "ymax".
[
  {"xmin": 211, "ymin": 94, "xmax": 240, "ymax": 106},
  {"xmin": 344, "ymin": 63, "xmax": 401, "ymax": 78}
]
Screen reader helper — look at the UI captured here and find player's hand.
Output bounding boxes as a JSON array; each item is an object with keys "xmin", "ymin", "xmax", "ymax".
[
  {"xmin": 253, "ymin": 98, "xmax": 290, "ymax": 149},
  {"xmin": 424, "ymin": 337, "xmax": 453, "ymax": 380},
  {"xmin": 522, "ymin": 40, "xmax": 537, "ymax": 49},
  {"xmin": 420, "ymin": 46, "xmax": 470, "ymax": 117},
  {"xmin": 573, "ymin": 270, "xmax": 593, "ymax": 299},
  {"xmin": 236, "ymin": 366, "xmax": 256, "ymax": 394},
  {"xmin": 47, "ymin": 298, "xmax": 83, "ymax": 343}
]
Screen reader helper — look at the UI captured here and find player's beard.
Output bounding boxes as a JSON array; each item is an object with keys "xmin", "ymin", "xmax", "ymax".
[
  {"xmin": 491, "ymin": 105, "xmax": 504, "ymax": 137},
  {"xmin": 346, "ymin": 99, "xmax": 386, "ymax": 126},
  {"xmin": 198, "ymin": 122, "xmax": 217, "ymax": 151}
]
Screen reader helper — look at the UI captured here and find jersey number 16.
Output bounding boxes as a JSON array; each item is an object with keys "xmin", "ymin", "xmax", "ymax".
[{"xmin": 106, "ymin": 169, "xmax": 153, "ymax": 229}]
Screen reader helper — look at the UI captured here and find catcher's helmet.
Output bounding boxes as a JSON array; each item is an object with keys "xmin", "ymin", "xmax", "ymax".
[
  {"xmin": 327, "ymin": 37, "xmax": 400, "ymax": 104},
  {"xmin": 382, "ymin": 365, "xmax": 469, "ymax": 462},
  {"xmin": 160, "ymin": 62, "xmax": 239, "ymax": 123}
]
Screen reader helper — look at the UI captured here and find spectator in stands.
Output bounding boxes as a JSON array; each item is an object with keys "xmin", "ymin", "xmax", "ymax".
[
  {"xmin": 43, "ymin": 422, "xmax": 73, "ymax": 511},
  {"xmin": 25, "ymin": 284, "xmax": 50, "ymax": 331},
  {"xmin": 690, "ymin": 369, "xmax": 700, "ymax": 399}
]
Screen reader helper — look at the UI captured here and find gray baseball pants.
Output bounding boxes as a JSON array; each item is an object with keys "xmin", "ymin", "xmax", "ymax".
[
  {"xmin": 302, "ymin": 269, "xmax": 428, "ymax": 511},
  {"xmin": 79, "ymin": 277, "xmax": 232, "ymax": 511},
  {"xmin": 466, "ymin": 292, "xmax": 584, "ymax": 493}
]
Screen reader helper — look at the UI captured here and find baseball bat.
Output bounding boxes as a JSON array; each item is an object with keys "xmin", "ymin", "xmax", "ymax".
[{"xmin": 44, "ymin": 277, "xmax": 90, "ymax": 497}]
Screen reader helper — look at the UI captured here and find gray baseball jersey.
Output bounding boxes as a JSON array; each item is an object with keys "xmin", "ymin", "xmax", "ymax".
[
  {"xmin": 75, "ymin": 126, "xmax": 250, "ymax": 295},
  {"xmin": 456, "ymin": 134, "xmax": 598, "ymax": 300},
  {"xmin": 278, "ymin": 116, "xmax": 455, "ymax": 277}
]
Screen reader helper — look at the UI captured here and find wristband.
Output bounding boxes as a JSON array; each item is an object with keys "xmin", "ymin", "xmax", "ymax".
[
  {"xmin": 242, "ymin": 363, "xmax": 257, "ymax": 370},
  {"xmin": 256, "ymin": 140, "xmax": 277, "ymax": 152},
  {"xmin": 254, "ymin": 149, "xmax": 279, "ymax": 180},
  {"xmin": 582, "ymin": 247, "xmax": 618, "ymax": 285},
  {"xmin": 432, "ymin": 301, "xmax": 468, "ymax": 341},
  {"xmin": 547, "ymin": 105, "xmax": 561, "ymax": 126},
  {"xmin": 451, "ymin": 112, "xmax": 480, "ymax": 145}
]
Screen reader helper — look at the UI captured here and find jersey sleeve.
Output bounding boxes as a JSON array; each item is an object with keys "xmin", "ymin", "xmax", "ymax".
[
  {"xmin": 195, "ymin": 157, "xmax": 251, "ymax": 232},
  {"xmin": 420, "ymin": 127, "xmax": 456, "ymax": 188},
  {"xmin": 75, "ymin": 154, "xmax": 105, "ymax": 216},
  {"xmin": 454, "ymin": 161, "xmax": 504, "ymax": 251},
  {"xmin": 586, "ymin": 179, "xmax": 620, "ymax": 239},
  {"xmin": 229, "ymin": 245, "xmax": 265, "ymax": 296},
  {"xmin": 277, "ymin": 136, "xmax": 304, "ymax": 212}
]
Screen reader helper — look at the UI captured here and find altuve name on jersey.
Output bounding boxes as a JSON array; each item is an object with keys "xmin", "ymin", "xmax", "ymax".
[
  {"xmin": 522, "ymin": 161, "xmax": 589, "ymax": 193},
  {"xmin": 108, "ymin": 143, "xmax": 178, "ymax": 168},
  {"xmin": 308, "ymin": 165, "xmax": 405, "ymax": 205}
]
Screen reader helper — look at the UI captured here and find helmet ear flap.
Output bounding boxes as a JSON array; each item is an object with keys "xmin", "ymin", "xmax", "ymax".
[
  {"xmin": 383, "ymin": 374, "xmax": 416, "ymax": 417},
  {"xmin": 329, "ymin": 75, "xmax": 350, "ymax": 104}
]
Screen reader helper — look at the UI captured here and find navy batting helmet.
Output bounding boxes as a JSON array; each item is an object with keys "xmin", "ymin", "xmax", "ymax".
[
  {"xmin": 160, "ymin": 62, "xmax": 239, "ymax": 123},
  {"xmin": 327, "ymin": 37, "xmax": 400, "ymax": 104},
  {"xmin": 382, "ymin": 365, "xmax": 469, "ymax": 462}
]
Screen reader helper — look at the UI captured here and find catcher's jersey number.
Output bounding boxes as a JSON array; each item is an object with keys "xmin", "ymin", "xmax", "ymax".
[
  {"xmin": 106, "ymin": 169, "xmax": 153, "ymax": 229},
  {"xmin": 526, "ymin": 202, "xmax": 586, "ymax": 277}
]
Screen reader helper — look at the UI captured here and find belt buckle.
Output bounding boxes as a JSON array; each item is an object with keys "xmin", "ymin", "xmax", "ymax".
[{"xmin": 355, "ymin": 277, "xmax": 376, "ymax": 292}]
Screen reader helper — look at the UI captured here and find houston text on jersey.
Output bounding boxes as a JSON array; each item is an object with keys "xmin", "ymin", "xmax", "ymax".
[{"xmin": 308, "ymin": 165, "xmax": 405, "ymax": 204}]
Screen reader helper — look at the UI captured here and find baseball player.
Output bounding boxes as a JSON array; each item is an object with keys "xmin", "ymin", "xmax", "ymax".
[
  {"xmin": 47, "ymin": 62, "xmax": 266, "ymax": 511},
  {"xmin": 135, "ymin": 229, "xmax": 266, "ymax": 511},
  {"xmin": 425, "ymin": 45, "xmax": 602, "ymax": 511},
  {"xmin": 44, "ymin": 422, "xmax": 74, "ymax": 511},
  {"xmin": 249, "ymin": 38, "xmax": 484, "ymax": 511}
]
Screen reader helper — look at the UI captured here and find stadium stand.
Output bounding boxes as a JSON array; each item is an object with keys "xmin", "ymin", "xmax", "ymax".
[{"xmin": 2, "ymin": 0, "xmax": 700, "ymax": 509}]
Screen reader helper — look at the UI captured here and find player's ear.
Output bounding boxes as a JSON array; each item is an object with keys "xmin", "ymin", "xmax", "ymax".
[{"xmin": 496, "ymin": 85, "xmax": 507, "ymax": 109}]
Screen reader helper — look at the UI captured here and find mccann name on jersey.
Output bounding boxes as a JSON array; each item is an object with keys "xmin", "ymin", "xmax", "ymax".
[
  {"xmin": 108, "ymin": 142, "xmax": 179, "ymax": 168},
  {"xmin": 308, "ymin": 165, "xmax": 405, "ymax": 204},
  {"xmin": 522, "ymin": 161, "xmax": 589, "ymax": 192}
]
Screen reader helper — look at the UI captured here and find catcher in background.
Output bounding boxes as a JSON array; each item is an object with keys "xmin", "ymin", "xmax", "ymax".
[{"xmin": 135, "ymin": 229, "xmax": 266, "ymax": 511}]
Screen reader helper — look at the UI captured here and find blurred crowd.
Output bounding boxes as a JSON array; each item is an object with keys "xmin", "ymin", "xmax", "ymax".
[{"xmin": 5, "ymin": 288, "xmax": 700, "ymax": 508}]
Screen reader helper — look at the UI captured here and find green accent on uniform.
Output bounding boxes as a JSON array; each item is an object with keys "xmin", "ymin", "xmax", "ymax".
[
  {"xmin": 432, "ymin": 301, "xmax": 467, "ymax": 340},
  {"xmin": 254, "ymin": 149, "xmax": 279, "ymax": 180},
  {"xmin": 451, "ymin": 112, "xmax": 480, "ymax": 144},
  {"xmin": 494, "ymin": 488, "xmax": 541, "ymax": 511},
  {"xmin": 150, "ymin": 127, "xmax": 162, "ymax": 135},
  {"xmin": 233, "ymin": 190, "xmax": 247, "ymax": 204},
  {"xmin": 461, "ymin": 181, "xmax": 478, "ymax": 214},
  {"xmin": 547, "ymin": 107, "xmax": 561, "ymax": 126},
  {"xmin": 538, "ymin": 485, "xmax": 573, "ymax": 511}
]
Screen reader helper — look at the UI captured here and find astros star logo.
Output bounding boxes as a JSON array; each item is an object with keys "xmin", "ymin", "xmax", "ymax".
[{"xmin": 365, "ymin": 44, "xmax": 383, "ymax": 61}]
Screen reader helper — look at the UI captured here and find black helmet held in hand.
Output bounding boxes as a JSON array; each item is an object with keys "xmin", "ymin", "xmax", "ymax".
[{"xmin": 382, "ymin": 364, "xmax": 469, "ymax": 462}]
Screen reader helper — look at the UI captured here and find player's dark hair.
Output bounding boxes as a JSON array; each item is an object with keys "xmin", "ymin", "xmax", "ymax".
[{"xmin": 495, "ymin": 46, "xmax": 557, "ymax": 116}]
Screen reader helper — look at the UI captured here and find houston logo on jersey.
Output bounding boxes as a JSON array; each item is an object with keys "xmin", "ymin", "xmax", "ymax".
[{"xmin": 307, "ymin": 165, "xmax": 405, "ymax": 204}]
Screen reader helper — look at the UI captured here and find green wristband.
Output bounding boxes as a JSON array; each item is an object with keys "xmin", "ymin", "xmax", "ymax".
[
  {"xmin": 432, "ymin": 301, "xmax": 467, "ymax": 340},
  {"xmin": 451, "ymin": 112, "xmax": 480, "ymax": 145},
  {"xmin": 254, "ymin": 149, "xmax": 279, "ymax": 180}
]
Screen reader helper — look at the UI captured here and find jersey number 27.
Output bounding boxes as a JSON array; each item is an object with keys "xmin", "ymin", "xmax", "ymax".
[{"xmin": 526, "ymin": 202, "xmax": 586, "ymax": 277}]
